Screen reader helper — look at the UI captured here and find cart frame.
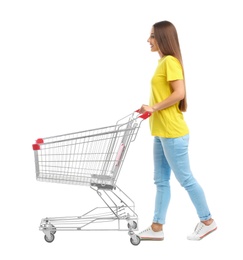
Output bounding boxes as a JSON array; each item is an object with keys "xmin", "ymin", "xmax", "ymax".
[{"xmin": 32, "ymin": 110, "xmax": 151, "ymax": 246}]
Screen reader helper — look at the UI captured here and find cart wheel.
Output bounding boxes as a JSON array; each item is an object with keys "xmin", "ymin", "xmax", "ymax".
[
  {"xmin": 44, "ymin": 233, "xmax": 55, "ymax": 243},
  {"xmin": 130, "ymin": 235, "xmax": 140, "ymax": 246},
  {"xmin": 127, "ymin": 221, "xmax": 137, "ymax": 229}
]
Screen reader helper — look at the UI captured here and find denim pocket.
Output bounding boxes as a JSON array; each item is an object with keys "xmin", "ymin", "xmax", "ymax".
[
  {"xmin": 174, "ymin": 134, "xmax": 189, "ymax": 148},
  {"xmin": 181, "ymin": 134, "xmax": 189, "ymax": 142}
]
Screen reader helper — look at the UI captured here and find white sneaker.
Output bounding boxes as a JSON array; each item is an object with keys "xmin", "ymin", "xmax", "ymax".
[
  {"xmin": 138, "ymin": 226, "xmax": 164, "ymax": 241},
  {"xmin": 187, "ymin": 220, "xmax": 217, "ymax": 240}
]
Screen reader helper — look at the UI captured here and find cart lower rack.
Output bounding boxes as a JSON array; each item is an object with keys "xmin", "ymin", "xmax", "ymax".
[{"xmin": 32, "ymin": 110, "xmax": 150, "ymax": 246}]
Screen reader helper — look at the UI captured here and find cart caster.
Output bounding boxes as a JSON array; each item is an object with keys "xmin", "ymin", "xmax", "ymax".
[
  {"xmin": 127, "ymin": 221, "xmax": 137, "ymax": 229},
  {"xmin": 44, "ymin": 233, "xmax": 55, "ymax": 243},
  {"xmin": 130, "ymin": 235, "xmax": 140, "ymax": 246},
  {"xmin": 50, "ymin": 225, "xmax": 56, "ymax": 235}
]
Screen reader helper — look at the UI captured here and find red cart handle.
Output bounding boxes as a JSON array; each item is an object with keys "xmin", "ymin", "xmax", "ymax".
[{"xmin": 135, "ymin": 109, "xmax": 152, "ymax": 119}]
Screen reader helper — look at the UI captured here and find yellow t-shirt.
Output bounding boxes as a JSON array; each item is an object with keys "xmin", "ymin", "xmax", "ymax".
[{"xmin": 149, "ymin": 55, "xmax": 189, "ymax": 137}]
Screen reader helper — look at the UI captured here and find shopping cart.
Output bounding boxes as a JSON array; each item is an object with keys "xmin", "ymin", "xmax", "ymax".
[{"xmin": 32, "ymin": 110, "xmax": 151, "ymax": 246}]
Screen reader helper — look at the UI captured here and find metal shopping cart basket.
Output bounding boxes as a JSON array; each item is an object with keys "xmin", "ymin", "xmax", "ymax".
[{"xmin": 32, "ymin": 110, "xmax": 151, "ymax": 246}]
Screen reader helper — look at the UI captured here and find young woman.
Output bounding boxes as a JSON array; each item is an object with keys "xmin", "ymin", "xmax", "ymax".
[{"xmin": 138, "ymin": 21, "xmax": 217, "ymax": 241}]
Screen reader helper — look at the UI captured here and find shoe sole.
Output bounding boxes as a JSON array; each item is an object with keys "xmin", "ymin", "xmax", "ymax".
[{"xmin": 139, "ymin": 237, "xmax": 164, "ymax": 241}]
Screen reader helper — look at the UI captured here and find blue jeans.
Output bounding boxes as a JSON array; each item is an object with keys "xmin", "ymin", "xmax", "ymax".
[{"xmin": 153, "ymin": 135, "xmax": 211, "ymax": 224}]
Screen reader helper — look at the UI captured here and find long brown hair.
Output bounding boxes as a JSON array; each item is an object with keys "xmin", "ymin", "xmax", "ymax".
[{"xmin": 153, "ymin": 21, "xmax": 187, "ymax": 112}]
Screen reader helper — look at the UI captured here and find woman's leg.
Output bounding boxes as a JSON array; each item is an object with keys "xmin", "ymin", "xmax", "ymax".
[
  {"xmin": 153, "ymin": 137, "xmax": 172, "ymax": 225},
  {"xmin": 138, "ymin": 137, "xmax": 170, "ymax": 240},
  {"xmin": 160, "ymin": 135, "xmax": 212, "ymax": 221}
]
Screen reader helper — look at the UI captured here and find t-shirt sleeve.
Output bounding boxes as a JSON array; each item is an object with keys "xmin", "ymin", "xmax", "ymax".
[{"xmin": 165, "ymin": 56, "xmax": 184, "ymax": 81}]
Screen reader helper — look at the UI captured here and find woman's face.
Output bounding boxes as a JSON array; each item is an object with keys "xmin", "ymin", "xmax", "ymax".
[
  {"xmin": 147, "ymin": 27, "xmax": 159, "ymax": 52},
  {"xmin": 147, "ymin": 27, "xmax": 163, "ymax": 57}
]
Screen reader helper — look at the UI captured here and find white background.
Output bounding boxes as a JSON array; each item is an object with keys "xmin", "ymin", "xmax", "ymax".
[{"xmin": 1, "ymin": 0, "xmax": 242, "ymax": 259}]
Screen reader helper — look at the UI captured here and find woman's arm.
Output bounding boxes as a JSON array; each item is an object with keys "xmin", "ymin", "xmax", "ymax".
[{"xmin": 139, "ymin": 79, "xmax": 185, "ymax": 114}]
